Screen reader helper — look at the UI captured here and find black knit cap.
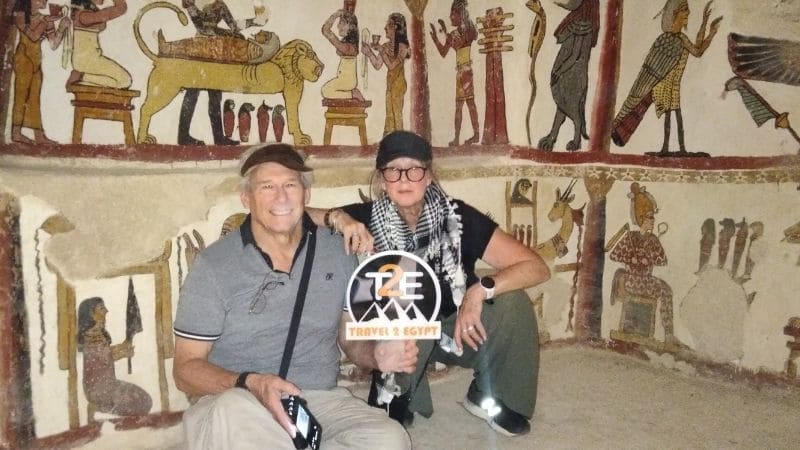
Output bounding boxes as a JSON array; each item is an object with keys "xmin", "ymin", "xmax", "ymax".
[
  {"xmin": 375, "ymin": 130, "xmax": 432, "ymax": 168},
  {"xmin": 240, "ymin": 143, "xmax": 312, "ymax": 176}
]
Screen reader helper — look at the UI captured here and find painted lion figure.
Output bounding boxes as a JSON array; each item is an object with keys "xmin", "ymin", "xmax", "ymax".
[{"xmin": 134, "ymin": 2, "xmax": 323, "ymax": 145}]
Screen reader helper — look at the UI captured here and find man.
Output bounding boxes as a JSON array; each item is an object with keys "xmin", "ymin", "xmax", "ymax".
[{"xmin": 173, "ymin": 143, "xmax": 415, "ymax": 449}]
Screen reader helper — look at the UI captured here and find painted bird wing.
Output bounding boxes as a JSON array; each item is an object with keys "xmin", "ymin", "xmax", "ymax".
[
  {"xmin": 728, "ymin": 33, "xmax": 800, "ymax": 87},
  {"xmin": 614, "ymin": 32, "xmax": 684, "ymax": 125}
]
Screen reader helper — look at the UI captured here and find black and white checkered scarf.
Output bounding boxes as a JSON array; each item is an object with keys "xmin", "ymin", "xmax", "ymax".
[{"xmin": 369, "ymin": 182, "xmax": 467, "ymax": 308}]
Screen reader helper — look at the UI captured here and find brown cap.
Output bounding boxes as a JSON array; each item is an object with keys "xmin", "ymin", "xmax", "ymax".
[{"xmin": 240, "ymin": 144, "xmax": 313, "ymax": 176}]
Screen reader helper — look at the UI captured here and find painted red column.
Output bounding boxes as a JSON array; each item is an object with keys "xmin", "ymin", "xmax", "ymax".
[
  {"xmin": 0, "ymin": 194, "xmax": 35, "ymax": 447},
  {"xmin": 588, "ymin": 0, "xmax": 623, "ymax": 154},
  {"xmin": 573, "ymin": 0, "xmax": 624, "ymax": 340},
  {"xmin": 409, "ymin": 14, "xmax": 432, "ymax": 141}
]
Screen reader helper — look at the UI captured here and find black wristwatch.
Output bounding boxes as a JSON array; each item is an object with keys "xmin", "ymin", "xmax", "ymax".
[
  {"xmin": 480, "ymin": 276, "xmax": 496, "ymax": 300},
  {"xmin": 235, "ymin": 371, "xmax": 254, "ymax": 390}
]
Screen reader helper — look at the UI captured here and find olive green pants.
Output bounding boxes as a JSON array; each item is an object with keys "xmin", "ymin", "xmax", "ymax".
[{"xmin": 398, "ymin": 289, "xmax": 539, "ymax": 418}]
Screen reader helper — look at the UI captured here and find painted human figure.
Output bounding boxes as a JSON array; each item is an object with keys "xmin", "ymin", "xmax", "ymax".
[
  {"xmin": 321, "ymin": 0, "xmax": 364, "ymax": 100},
  {"xmin": 741, "ymin": 221, "xmax": 764, "ymax": 282},
  {"xmin": 429, "ymin": 0, "xmax": 480, "ymax": 147},
  {"xmin": 68, "ymin": 0, "xmax": 132, "ymax": 88},
  {"xmin": 610, "ymin": 183, "xmax": 679, "ymax": 345},
  {"xmin": 362, "ymin": 12, "xmax": 410, "ymax": 136},
  {"xmin": 697, "ymin": 218, "xmax": 715, "ymax": 273},
  {"xmin": 11, "ymin": 0, "xmax": 70, "ymax": 144},
  {"xmin": 612, "ymin": 0, "xmax": 722, "ymax": 154},
  {"xmin": 77, "ymin": 297, "xmax": 152, "ymax": 416},
  {"xmin": 717, "ymin": 218, "xmax": 736, "ymax": 269},
  {"xmin": 537, "ymin": 0, "xmax": 599, "ymax": 151}
]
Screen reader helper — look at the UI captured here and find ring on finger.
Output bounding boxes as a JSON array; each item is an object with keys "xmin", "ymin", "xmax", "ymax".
[{"xmin": 467, "ymin": 325, "xmax": 474, "ymax": 331}]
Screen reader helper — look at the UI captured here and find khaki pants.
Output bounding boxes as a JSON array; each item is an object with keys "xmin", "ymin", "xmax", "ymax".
[{"xmin": 183, "ymin": 387, "xmax": 410, "ymax": 450}]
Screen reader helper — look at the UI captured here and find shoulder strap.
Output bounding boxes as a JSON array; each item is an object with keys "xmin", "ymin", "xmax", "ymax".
[{"xmin": 279, "ymin": 230, "xmax": 317, "ymax": 379}]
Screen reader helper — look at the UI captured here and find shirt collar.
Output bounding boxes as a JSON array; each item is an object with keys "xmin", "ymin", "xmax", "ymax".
[{"xmin": 240, "ymin": 213, "xmax": 317, "ymax": 272}]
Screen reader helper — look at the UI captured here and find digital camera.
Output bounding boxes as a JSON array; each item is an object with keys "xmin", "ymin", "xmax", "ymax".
[{"xmin": 281, "ymin": 395, "xmax": 322, "ymax": 450}]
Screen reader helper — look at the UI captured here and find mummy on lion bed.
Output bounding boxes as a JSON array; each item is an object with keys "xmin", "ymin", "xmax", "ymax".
[{"xmin": 133, "ymin": 2, "xmax": 323, "ymax": 145}]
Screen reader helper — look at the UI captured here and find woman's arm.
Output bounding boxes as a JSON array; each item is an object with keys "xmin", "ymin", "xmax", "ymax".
[
  {"xmin": 381, "ymin": 42, "xmax": 408, "ymax": 70},
  {"xmin": 110, "ymin": 339, "xmax": 134, "ymax": 360},
  {"xmin": 455, "ymin": 228, "xmax": 550, "ymax": 350},
  {"xmin": 47, "ymin": 17, "xmax": 70, "ymax": 49},
  {"xmin": 362, "ymin": 42, "xmax": 383, "ymax": 69},
  {"xmin": 337, "ymin": 314, "xmax": 418, "ymax": 373},
  {"xmin": 15, "ymin": 12, "xmax": 51, "ymax": 42},
  {"xmin": 307, "ymin": 206, "xmax": 374, "ymax": 255},
  {"xmin": 480, "ymin": 228, "xmax": 551, "ymax": 298},
  {"xmin": 321, "ymin": 11, "xmax": 343, "ymax": 48}
]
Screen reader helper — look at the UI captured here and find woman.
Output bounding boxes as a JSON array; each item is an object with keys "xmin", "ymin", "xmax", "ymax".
[
  {"xmin": 320, "ymin": 5, "xmax": 363, "ymax": 100},
  {"xmin": 362, "ymin": 13, "xmax": 409, "ymax": 135},
  {"xmin": 313, "ymin": 130, "xmax": 550, "ymax": 436},
  {"xmin": 11, "ymin": 0, "xmax": 69, "ymax": 144},
  {"xmin": 68, "ymin": 0, "xmax": 132, "ymax": 88},
  {"xmin": 77, "ymin": 297, "xmax": 152, "ymax": 416}
]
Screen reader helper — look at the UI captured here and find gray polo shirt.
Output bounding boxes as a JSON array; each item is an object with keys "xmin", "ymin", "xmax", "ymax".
[{"xmin": 173, "ymin": 214, "xmax": 356, "ymax": 390}]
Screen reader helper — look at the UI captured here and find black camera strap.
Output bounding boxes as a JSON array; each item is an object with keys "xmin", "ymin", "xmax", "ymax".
[{"xmin": 278, "ymin": 229, "xmax": 317, "ymax": 379}]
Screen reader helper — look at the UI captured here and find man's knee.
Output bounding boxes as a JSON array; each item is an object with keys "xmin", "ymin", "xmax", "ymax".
[
  {"xmin": 368, "ymin": 419, "xmax": 411, "ymax": 450},
  {"xmin": 188, "ymin": 389, "xmax": 267, "ymax": 428}
]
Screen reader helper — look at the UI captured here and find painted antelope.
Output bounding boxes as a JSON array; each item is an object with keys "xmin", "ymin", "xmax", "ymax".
[{"xmin": 534, "ymin": 179, "xmax": 584, "ymax": 261}]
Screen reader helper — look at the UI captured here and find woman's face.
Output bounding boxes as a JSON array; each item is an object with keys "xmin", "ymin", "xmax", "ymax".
[
  {"xmin": 91, "ymin": 302, "xmax": 108, "ymax": 325},
  {"xmin": 380, "ymin": 157, "xmax": 431, "ymax": 210},
  {"xmin": 384, "ymin": 19, "xmax": 396, "ymax": 40},
  {"xmin": 674, "ymin": 4, "xmax": 689, "ymax": 30}
]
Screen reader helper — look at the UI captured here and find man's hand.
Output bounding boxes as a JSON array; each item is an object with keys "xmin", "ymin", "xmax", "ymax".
[
  {"xmin": 245, "ymin": 373, "xmax": 302, "ymax": 438},
  {"xmin": 374, "ymin": 340, "xmax": 418, "ymax": 373}
]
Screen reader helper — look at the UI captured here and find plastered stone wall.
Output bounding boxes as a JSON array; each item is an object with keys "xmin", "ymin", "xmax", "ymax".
[{"xmin": 1, "ymin": 0, "xmax": 799, "ymax": 447}]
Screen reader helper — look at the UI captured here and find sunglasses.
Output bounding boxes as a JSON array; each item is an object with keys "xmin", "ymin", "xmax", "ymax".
[{"xmin": 249, "ymin": 276, "xmax": 286, "ymax": 315}]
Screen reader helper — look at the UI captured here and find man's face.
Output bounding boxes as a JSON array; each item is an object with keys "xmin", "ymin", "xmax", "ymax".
[
  {"xmin": 241, "ymin": 162, "xmax": 309, "ymax": 237},
  {"xmin": 450, "ymin": 7, "xmax": 462, "ymax": 26},
  {"xmin": 641, "ymin": 212, "xmax": 655, "ymax": 233}
]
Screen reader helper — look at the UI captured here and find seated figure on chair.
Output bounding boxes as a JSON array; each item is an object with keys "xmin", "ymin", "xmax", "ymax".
[
  {"xmin": 609, "ymin": 183, "xmax": 679, "ymax": 346},
  {"xmin": 68, "ymin": 0, "xmax": 132, "ymax": 89}
]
